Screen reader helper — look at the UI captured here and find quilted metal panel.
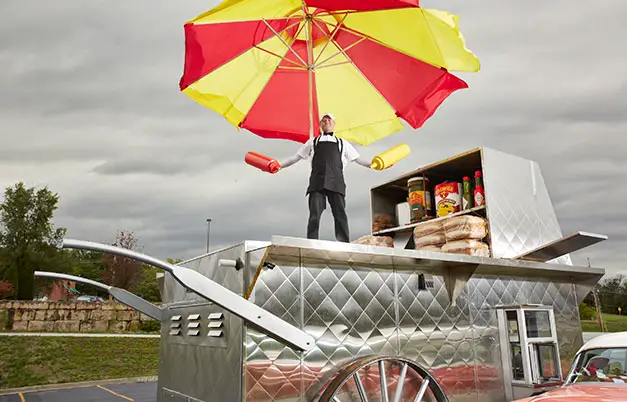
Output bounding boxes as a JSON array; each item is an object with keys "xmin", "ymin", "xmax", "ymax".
[
  {"xmin": 397, "ymin": 272, "xmax": 479, "ymax": 402},
  {"xmin": 301, "ymin": 260, "xmax": 398, "ymax": 398},
  {"xmin": 552, "ymin": 283, "xmax": 584, "ymax": 363},
  {"xmin": 482, "ymin": 148, "xmax": 572, "ymax": 265},
  {"xmin": 531, "ymin": 163, "xmax": 573, "ymax": 265},
  {"xmin": 245, "ymin": 256, "xmax": 304, "ymax": 402},
  {"xmin": 242, "ymin": 249, "xmax": 584, "ymax": 402}
]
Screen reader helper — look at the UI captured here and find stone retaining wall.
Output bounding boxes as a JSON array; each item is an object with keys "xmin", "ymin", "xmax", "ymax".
[{"xmin": 0, "ymin": 300, "xmax": 159, "ymax": 333}]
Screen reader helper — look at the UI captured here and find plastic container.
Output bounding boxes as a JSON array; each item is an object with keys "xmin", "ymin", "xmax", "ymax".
[
  {"xmin": 396, "ymin": 202, "xmax": 410, "ymax": 226},
  {"xmin": 245, "ymin": 152, "xmax": 280, "ymax": 174},
  {"xmin": 370, "ymin": 144, "xmax": 411, "ymax": 170}
]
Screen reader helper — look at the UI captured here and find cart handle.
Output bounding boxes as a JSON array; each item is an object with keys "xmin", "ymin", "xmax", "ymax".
[
  {"xmin": 60, "ymin": 238, "xmax": 315, "ymax": 352},
  {"xmin": 34, "ymin": 271, "xmax": 163, "ymax": 322}
]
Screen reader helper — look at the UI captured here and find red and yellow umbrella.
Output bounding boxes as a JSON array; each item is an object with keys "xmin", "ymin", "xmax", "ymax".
[{"xmin": 179, "ymin": 0, "xmax": 480, "ymax": 146}]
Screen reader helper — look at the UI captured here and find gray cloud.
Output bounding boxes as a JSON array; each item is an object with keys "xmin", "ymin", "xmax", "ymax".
[
  {"xmin": 93, "ymin": 159, "xmax": 194, "ymax": 176},
  {"xmin": 1, "ymin": 0, "xmax": 625, "ymax": 281}
]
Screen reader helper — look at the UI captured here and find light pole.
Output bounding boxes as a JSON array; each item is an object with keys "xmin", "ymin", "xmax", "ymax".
[{"xmin": 206, "ymin": 218, "xmax": 212, "ymax": 253}]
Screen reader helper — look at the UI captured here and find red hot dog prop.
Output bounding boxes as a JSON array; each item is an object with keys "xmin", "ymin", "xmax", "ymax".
[{"xmin": 245, "ymin": 152, "xmax": 280, "ymax": 174}]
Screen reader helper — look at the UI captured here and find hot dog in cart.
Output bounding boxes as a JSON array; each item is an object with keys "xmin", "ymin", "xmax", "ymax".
[{"xmin": 44, "ymin": 147, "xmax": 608, "ymax": 402}]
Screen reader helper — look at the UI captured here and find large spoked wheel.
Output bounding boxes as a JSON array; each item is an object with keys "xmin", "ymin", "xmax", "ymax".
[{"xmin": 317, "ymin": 355, "xmax": 448, "ymax": 402}]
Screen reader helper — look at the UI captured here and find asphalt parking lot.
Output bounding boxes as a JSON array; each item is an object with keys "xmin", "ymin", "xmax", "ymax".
[{"xmin": 0, "ymin": 381, "xmax": 157, "ymax": 402}]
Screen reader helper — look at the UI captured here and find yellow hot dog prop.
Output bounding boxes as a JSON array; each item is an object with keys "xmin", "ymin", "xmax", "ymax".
[{"xmin": 370, "ymin": 144, "xmax": 411, "ymax": 170}]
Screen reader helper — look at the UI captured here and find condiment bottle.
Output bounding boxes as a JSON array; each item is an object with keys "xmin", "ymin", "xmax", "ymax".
[
  {"xmin": 462, "ymin": 176, "xmax": 473, "ymax": 210},
  {"xmin": 474, "ymin": 170, "xmax": 485, "ymax": 207}
]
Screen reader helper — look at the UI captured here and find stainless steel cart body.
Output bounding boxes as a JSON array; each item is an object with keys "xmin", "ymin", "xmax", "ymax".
[
  {"xmin": 155, "ymin": 235, "xmax": 601, "ymax": 402},
  {"xmin": 153, "ymin": 148, "xmax": 606, "ymax": 402},
  {"xmin": 50, "ymin": 147, "xmax": 606, "ymax": 402}
]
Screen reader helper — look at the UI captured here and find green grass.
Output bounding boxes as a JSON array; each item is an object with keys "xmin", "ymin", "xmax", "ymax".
[
  {"xmin": 0, "ymin": 336, "xmax": 159, "ymax": 389},
  {"xmin": 581, "ymin": 313, "xmax": 627, "ymax": 332}
]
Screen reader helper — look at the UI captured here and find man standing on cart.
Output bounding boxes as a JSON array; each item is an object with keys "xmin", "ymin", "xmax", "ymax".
[{"xmin": 279, "ymin": 113, "xmax": 375, "ymax": 243}]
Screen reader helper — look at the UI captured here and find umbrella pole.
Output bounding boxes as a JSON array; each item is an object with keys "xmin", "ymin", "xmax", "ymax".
[{"xmin": 306, "ymin": 14, "xmax": 314, "ymax": 139}]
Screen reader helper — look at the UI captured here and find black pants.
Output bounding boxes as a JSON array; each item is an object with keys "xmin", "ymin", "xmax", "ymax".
[{"xmin": 307, "ymin": 190, "xmax": 349, "ymax": 242}]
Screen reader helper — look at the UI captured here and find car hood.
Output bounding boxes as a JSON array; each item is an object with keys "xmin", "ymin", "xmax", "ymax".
[{"xmin": 517, "ymin": 383, "xmax": 627, "ymax": 402}]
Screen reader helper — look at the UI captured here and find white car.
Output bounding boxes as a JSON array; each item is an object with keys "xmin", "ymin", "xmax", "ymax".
[
  {"xmin": 515, "ymin": 331, "xmax": 627, "ymax": 402},
  {"xmin": 74, "ymin": 295, "xmax": 104, "ymax": 303}
]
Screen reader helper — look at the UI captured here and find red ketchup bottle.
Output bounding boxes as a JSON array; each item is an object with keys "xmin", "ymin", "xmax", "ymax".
[
  {"xmin": 245, "ymin": 152, "xmax": 280, "ymax": 174},
  {"xmin": 474, "ymin": 170, "xmax": 485, "ymax": 207}
]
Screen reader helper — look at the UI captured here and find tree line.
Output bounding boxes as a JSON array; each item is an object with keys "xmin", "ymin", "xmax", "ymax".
[
  {"xmin": 0, "ymin": 182, "xmax": 177, "ymax": 303},
  {"xmin": 3, "ymin": 181, "xmax": 622, "ymax": 314},
  {"xmin": 582, "ymin": 274, "xmax": 627, "ymax": 317}
]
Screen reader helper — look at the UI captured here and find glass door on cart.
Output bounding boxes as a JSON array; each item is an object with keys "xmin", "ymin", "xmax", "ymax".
[{"xmin": 497, "ymin": 305, "xmax": 562, "ymax": 401}]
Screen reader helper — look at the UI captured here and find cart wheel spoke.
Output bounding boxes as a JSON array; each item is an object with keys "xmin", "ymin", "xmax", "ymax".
[
  {"xmin": 353, "ymin": 372, "xmax": 369, "ymax": 402},
  {"xmin": 379, "ymin": 360, "xmax": 389, "ymax": 402},
  {"xmin": 392, "ymin": 363, "xmax": 409, "ymax": 402},
  {"xmin": 413, "ymin": 379, "xmax": 430, "ymax": 402},
  {"xmin": 317, "ymin": 356, "xmax": 449, "ymax": 402}
]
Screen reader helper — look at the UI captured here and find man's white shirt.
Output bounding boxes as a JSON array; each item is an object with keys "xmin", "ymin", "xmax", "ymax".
[{"xmin": 296, "ymin": 135, "xmax": 360, "ymax": 169}]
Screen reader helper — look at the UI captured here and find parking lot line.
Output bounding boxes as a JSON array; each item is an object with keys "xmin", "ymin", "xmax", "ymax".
[{"xmin": 97, "ymin": 385, "xmax": 134, "ymax": 401}]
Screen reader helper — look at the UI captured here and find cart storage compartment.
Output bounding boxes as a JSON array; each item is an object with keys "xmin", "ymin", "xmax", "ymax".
[{"xmin": 369, "ymin": 148, "xmax": 492, "ymax": 257}]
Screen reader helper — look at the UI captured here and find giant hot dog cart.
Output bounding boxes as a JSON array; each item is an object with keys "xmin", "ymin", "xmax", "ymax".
[{"xmin": 54, "ymin": 147, "xmax": 607, "ymax": 402}]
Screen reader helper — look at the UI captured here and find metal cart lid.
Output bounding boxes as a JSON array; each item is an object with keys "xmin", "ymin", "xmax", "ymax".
[
  {"xmin": 265, "ymin": 236, "xmax": 603, "ymax": 273},
  {"xmin": 258, "ymin": 236, "xmax": 604, "ymax": 305}
]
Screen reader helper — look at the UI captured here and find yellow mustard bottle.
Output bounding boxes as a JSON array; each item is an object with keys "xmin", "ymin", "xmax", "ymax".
[{"xmin": 371, "ymin": 144, "xmax": 411, "ymax": 170}]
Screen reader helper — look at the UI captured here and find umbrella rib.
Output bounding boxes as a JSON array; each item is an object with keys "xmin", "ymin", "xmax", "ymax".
[
  {"xmin": 327, "ymin": 36, "xmax": 400, "ymax": 120},
  {"xmin": 312, "ymin": 12, "xmax": 348, "ymax": 66},
  {"xmin": 255, "ymin": 18, "xmax": 304, "ymax": 64},
  {"xmin": 276, "ymin": 19, "xmax": 305, "ymax": 35},
  {"xmin": 254, "ymin": 45, "xmax": 305, "ymax": 69},
  {"xmin": 315, "ymin": 35, "xmax": 366, "ymax": 68},
  {"xmin": 311, "ymin": 18, "xmax": 343, "ymax": 66},
  {"xmin": 314, "ymin": 18, "xmax": 389, "ymax": 52},
  {"xmin": 291, "ymin": 15, "xmax": 309, "ymax": 44},
  {"xmin": 315, "ymin": 10, "xmax": 359, "ymax": 17},
  {"xmin": 313, "ymin": 14, "xmax": 401, "ymax": 124},
  {"xmin": 262, "ymin": 18, "xmax": 308, "ymax": 67},
  {"xmin": 316, "ymin": 15, "xmax": 449, "ymax": 71},
  {"xmin": 315, "ymin": 60, "xmax": 353, "ymax": 70},
  {"xmin": 277, "ymin": 65, "xmax": 308, "ymax": 70},
  {"xmin": 230, "ymin": 21, "xmax": 305, "ymax": 128},
  {"xmin": 311, "ymin": 19, "xmax": 367, "ymax": 68}
]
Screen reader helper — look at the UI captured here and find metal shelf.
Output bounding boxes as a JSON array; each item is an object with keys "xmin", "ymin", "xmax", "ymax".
[
  {"xmin": 373, "ymin": 205, "xmax": 487, "ymax": 236},
  {"xmin": 267, "ymin": 235, "xmax": 605, "ymax": 306}
]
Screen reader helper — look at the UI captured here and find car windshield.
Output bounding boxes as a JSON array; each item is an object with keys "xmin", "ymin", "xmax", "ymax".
[{"xmin": 567, "ymin": 347, "xmax": 627, "ymax": 384}]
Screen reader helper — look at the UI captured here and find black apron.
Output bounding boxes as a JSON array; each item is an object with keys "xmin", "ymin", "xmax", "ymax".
[{"xmin": 306, "ymin": 135, "xmax": 346, "ymax": 196}]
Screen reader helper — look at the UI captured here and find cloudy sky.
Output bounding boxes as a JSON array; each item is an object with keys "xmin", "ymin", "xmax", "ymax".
[{"xmin": 1, "ymin": 0, "xmax": 624, "ymax": 277}]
